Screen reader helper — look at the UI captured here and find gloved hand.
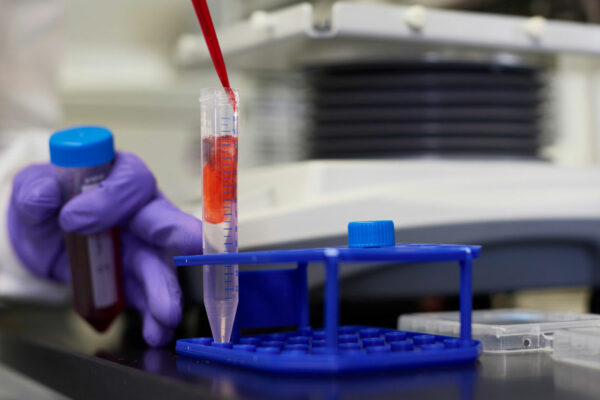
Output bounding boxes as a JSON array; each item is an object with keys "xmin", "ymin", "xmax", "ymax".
[{"xmin": 7, "ymin": 152, "xmax": 202, "ymax": 347}]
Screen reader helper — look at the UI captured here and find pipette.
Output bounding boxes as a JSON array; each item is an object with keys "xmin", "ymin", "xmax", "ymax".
[
  {"xmin": 189, "ymin": 0, "xmax": 230, "ymax": 89},
  {"xmin": 189, "ymin": 0, "xmax": 238, "ymax": 343}
]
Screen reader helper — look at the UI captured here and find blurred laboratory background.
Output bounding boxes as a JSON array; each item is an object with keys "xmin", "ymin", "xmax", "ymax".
[
  {"xmin": 59, "ymin": 0, "xmax": 600, "ymax": 198},
  {"xmin": 57, "ymin": 0, "xmax": 600, "ymax": 325}
]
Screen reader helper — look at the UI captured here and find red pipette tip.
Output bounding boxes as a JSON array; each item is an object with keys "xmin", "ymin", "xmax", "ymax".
[{"xmin": 190, "ymin": 0, "xmax": 236, "ymax": 109}]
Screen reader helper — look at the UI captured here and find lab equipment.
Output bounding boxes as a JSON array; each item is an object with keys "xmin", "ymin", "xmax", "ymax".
[
  {"xmin": 201, "ymin": 88, "xmax": 239, "ymax": 343},
  {"xmin": 400, "ymin": 309, "xmax": 600, "ymax": 353},
  {"xmin": 187, "ymin": 0, "xmax": 237, "ymax": 343},
  {"xmin": 174, "ymin": 220, "xmax": 481, "ymax": 374},
  {"xmin": 172, "ymin": 2, "xmax": 600, "ymax": 310},
  {"xmin": 49, "ymin": 126, "xmax": 124, "ymax": 331}
]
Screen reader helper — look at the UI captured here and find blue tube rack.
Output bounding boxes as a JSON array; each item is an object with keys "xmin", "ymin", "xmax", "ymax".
[{"xmin": 174, "ymin": 235, "xmax": 482, "ymax": 375}]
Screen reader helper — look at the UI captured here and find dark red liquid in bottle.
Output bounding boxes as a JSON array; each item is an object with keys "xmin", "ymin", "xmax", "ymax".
[
  {"xmin": 203, "ymin": 135, "xmax": 238, "ymax": 224},
  {"xmin": 65, "ymin": 227, "xmax": 125, "ymax": 332}
]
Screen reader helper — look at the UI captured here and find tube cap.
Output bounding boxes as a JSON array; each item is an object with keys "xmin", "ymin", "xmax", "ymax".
[
  {"xmin": 50, "ymin": 126, "xmax": 115, "ymax": 168},
  {"xmin": 348, "ymin": 220, "xmax": 395, "ymax": 248}
]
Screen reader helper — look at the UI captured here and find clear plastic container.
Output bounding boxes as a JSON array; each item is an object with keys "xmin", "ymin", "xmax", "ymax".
[
  {"xmin": 50, "ymin": 126, "xmax": 125, "ymax": 332},
  {"xmin": 554, "ymin": 327, "xmax": 600, "ymax": 369},
  {"xmin": 200, "ymin": 88, "xmax": 239, "ymax": 343},
  {"xmin": 399, "ymin": 309, "xmax": 600, "ymax": 353}
]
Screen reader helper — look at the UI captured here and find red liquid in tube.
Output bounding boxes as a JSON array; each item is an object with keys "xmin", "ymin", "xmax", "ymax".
[{"xmin": 202, "ymin": 135, "xmax": 238, "ymax": 224}]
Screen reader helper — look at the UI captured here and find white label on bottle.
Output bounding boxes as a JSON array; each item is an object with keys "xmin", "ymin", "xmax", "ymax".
[{"xmin": 82, "ymin": 182, "xmax": 117, "ymax": 309}]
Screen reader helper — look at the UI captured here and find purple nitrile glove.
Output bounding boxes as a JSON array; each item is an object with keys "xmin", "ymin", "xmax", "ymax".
[{"xmin": 7, "ymin": 152, "xmax": 202, "ymax": 347}]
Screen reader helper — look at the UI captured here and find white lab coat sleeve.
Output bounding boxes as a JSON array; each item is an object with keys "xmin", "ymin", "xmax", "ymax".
[
  {"xmin": 0, "ymin": 0, "xmax": 62, "ymax": 143},
  {"xmin": 0, "ymin": 0, "xmax": 68, "ymax": 302},
  {"xmin": 0, "ymin": 132, "xmax": 69, "ymax": 303}
]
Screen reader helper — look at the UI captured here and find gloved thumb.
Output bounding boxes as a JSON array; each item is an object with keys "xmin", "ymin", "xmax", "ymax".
[{"xmin": 59, "ymin": 152, "xmax": 156, "ymax": 234}]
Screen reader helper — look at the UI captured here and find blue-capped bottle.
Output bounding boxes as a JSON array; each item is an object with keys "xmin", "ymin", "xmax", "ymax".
[{"xmin": 49, "ymin": 126, "xmax": 125, "ymax": 332}]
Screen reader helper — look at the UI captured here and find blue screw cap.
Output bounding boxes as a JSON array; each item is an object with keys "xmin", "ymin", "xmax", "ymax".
[
  {"xmin": 50, "ymin": 126, "xmax": 115, "ymax": 168},
  {"xmin": 348, "ymin": 220, "xmax": 395, "ymax": 248}
]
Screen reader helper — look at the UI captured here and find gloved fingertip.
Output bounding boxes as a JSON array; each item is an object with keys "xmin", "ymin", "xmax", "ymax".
[
  {"xmin": 127, "ymin": 197, "xmax": 203, "ymax": 254},
  {"xmin": 127, "ymin": 241, "xmax": 183, "ymax": 329},
  {"xmin": 58, "ymin": 203, "xmax": 98, "ymax": 234},
  {"xmin": 50, "ymin": 254, "xmax": 70, "ymax": 283},
  {"xmin": 109, "ymin": 152, "xmax": 157, "ymax": 205},
  {"xmin": 124, "ymin": 278, "xmax": 146, "ymax": 312},
  {"xmin": 57, "ymin": 207, "xmax": 77, "ymax": 233},
  {"xmin": 149, "ymin": 288, "xmax": 183, "ymax": 328},
  {"xmin": 171, "ymin": 218, "xmax": 203, "ymax": 255},
  {"xmin": 14, "ymin": 174, "xmax": 62, "ymax": 223},
  {"xmin": 142, "ymin": 312, "xmax": 174, "ymax": 347}
]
